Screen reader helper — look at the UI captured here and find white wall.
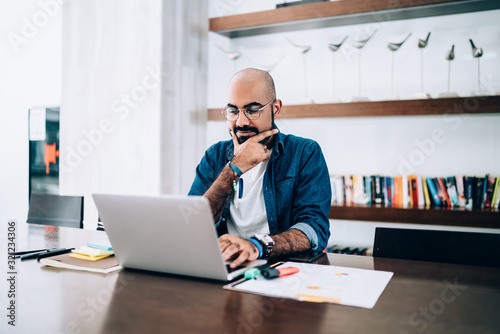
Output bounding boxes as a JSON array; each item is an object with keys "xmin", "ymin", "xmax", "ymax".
[
  {"xmin": 206, "ymin": 3, "xmax": 500, "ymax": 247},
  {"xmin": 0, "ymin": 0, "xmax": 62, "ymax": 224}
]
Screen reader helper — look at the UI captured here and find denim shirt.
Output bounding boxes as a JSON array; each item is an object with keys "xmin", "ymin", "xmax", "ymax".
[{"xmin": 188, "ymin": 130, "xmax": 331, "ymax": 251}]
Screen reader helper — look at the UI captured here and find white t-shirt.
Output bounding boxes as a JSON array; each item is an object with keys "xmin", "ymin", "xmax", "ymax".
[{"xmin": 227, "ymin": 158, "xmax": 270, "ymax": 239}]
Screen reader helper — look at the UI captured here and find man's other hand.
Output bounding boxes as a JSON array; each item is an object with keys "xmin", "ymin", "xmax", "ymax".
[{"xmin": 219, "ymin": 234, "xmax": 260, "ymax": 268}]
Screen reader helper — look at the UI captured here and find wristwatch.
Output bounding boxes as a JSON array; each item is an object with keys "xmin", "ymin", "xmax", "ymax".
[{"xmin": 252, "ymin": 234, "xmax": 275, "ymax": 259}]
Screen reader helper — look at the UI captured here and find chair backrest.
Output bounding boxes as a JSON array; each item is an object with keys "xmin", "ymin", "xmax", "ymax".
[
  {"xmin": 373, "ymin": 227, "xmax": 500, "ymax": 268},
  {"xmin": 27, "ymin": 193, "xmax": 84, "ymax": 229}
]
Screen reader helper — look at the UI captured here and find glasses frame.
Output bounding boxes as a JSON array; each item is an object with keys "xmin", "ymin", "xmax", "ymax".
[{"xmin": 221, "ymin": 99, "xmax": 275, "ymax": 121}]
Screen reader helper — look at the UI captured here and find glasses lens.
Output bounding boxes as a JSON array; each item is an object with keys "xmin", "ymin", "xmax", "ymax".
[
  {"xmin": 224, "ymin": 107, "xmax": 239, "ymax": 121},
  {"xmin": 245, "ymin": 107, "xmax": 261, "ymax": 120}
]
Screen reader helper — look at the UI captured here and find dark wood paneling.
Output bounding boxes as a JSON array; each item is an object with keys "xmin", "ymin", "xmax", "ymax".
[
  {"xmin": 329, "ymin": 204, "xmax": 500, "ymax": 228},
  {"xmin": 210, "ymin": 0, "xmax": 500, "ymax": 38},
  {"xmin": 208, "ymin": 95, "xmax": 500, "ymax": 121}
]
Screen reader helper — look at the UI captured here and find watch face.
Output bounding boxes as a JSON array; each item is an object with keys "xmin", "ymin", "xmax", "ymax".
[{"xmin": 255, "ymin": 234, "xmax": 274, "ymax": 246}]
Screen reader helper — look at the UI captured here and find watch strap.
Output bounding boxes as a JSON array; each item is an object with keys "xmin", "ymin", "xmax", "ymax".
[{"xmin": 247, "ymin": 238, "xmax": 263, "ymax": 259}]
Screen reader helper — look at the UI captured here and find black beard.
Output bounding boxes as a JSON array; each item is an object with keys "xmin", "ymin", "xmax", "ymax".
[{"xmin": 233, "ymin": 125, "xmax": 260, "ymax": 144}]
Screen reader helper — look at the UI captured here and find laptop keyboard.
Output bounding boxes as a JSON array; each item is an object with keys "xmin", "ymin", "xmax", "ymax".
[{"xmin": 226, "ymin": 264, "xmax": 246, "ymax": 273}]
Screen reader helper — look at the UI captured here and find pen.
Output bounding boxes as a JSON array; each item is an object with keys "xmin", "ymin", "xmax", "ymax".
[
  {"xmin": 37, "ymin": 248, "xmax": 74, "ymax": 261},
  {"xmin": 261, "ymin": 266, "xmax": 300, "ymax": 279},
  {"xmin": 21, "ymin": 249, "xmax": 66, "ymax": 261},
  {"xmin": 231, "ymin": 262, "xmax": 283, "ymax": 287},
  {"xmin": 9, "ymin": 249, "xmax": 50, "ymax": 256}
]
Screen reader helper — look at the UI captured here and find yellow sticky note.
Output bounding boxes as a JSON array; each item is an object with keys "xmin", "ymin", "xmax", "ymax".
[{"xmin": 69, "ymin": 253, "xmax": 112, "ymax": 262}]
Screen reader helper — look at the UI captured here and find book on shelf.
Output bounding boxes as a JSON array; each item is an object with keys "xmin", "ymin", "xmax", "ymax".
[
  {"xmin": 345, "ymin": 175, "xmax": 353, "ymax": 205},
  {"xmin": 473, "ymin": 176, "xmax": 485, "ymax": 210},
  {"xmin": 374, "ymin": 176, "xmax": 384, "ymax": 205},
  {"xmin": 402, "ymin": 175, "xmax": 410, "ymax": 208},
  {"xmin": 421, "ymin": 177, "xmax": 431, "ymax": 208},
  {"xmin": 409, "ymin": 176, "xmax": 418, "ymax": 208},
  {"xmin": 493, "ymin": 178, "xmax": 500, "ymax": 209},
  {"xmin": 352, "ymin": 175, "xmax": 370, "ymax": 205},
  {"xmin": 393, "ymin": 176, "xmax": 401, "ymax": 208},
  {"xmin": 445, "ymin": 177, "xmax": 459, "ymax": 207},
  {"xmin": 483, "ymin": 176, "xmax": 496, "ymax": 209},
  {"xmin": 364, "ymin": 176, "xmax": 372, "ymax": 205},
  {"xmin": 425, "ymin": 178, "xmax": 441, "ymax": 207},
  {"xmin": 434, "ymin": 178, "xmax": 449, "ymax": 207},
  {"xmin": 456, "ymin": 175, "xmax": 466, "ymax": 208},
  {"xmin": 329, "ymin": 174, "xmax": 500, "ymax": 211},
  {"xmin": 491, "ymin": 177, "xmax": 500, "ymax": 210},
  {"xmin": 464, "ymin": 176, "xmax": 474, "ymax": 209}
]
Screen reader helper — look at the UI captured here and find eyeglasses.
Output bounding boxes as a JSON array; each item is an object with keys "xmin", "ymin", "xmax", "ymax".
[{"xmin": 221, "ymin": 99, "xmax": 275, "ymax": 121}]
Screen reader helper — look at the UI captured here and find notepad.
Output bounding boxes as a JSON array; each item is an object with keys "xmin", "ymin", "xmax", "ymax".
[
  {"xmin": 40, "ymin": 253, "xmax": 121, "ymax": 274},
  {"xmin": 224, "ymin": 262, "xmax": 393, "ymax": 309},
  {"xmin": 69, "ymin": 246, "xmax": 114, "ymax": 261}
]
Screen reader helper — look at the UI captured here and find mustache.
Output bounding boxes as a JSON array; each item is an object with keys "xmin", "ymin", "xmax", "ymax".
[{"xmin": 233, "ymin": 125, "xmax": 259, "ymax": 134}]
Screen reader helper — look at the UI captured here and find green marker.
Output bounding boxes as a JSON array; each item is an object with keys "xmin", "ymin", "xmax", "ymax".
[{"xmin": 244, "ymin": 268, "xmax": 261, "ymax": 279}]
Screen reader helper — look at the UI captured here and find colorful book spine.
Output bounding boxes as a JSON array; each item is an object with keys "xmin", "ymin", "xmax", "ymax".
[
  {"xmin": 345, "ymin": 175, "xmax": 353, "ymax": 205},
  {"xmin": 492, "ymin": 178, "xmax": 500, "ymax": 210},
  {"xmin": 374, "ymin": 176, "xmax": 383, "ymax": 205},
  {"xmin": 426, "ymin": 177, "xmax": 441, "ymax": 206},
  {"xmin": 491, "ymin": 177, "xmax": 500, "ymax": 210},
  {"xmin": 393, "ymin": 176, "xmax": 402, "ymax": 208},
  {"xmin": 364, "ymin": 176, "xmax": 372, "ymax": 205},
  {"xmin": 455, "ymin": 176, "xmax": 466, "ymax": 208},
  {"xmin": 417, "ymin": 176, "xmax": 425, "ymax": 208},
  {"xmin": 446, "ymin": 177, "xmax": 459, "ymax": 207},
  {"xmin": 464, "ymin": 176, "xmax": 474, "ymax": 209},
  {"xmin": 482, "ymin": 174, "xmax": 489, "ymax": 209},
  {"xmin": 434, "ymin": 178, "xmax": 449, "ymax": 207},
  {"xmin": 421, "ymin": 177, "xmax": 430, "ymax": 208},
  {"xmin": 473, "ymin": 176, "xmax": 485, "ymax": 209},
  {"xmin": 483, "ymin": 176, "xmax": 496, "ymax": 209},
  {"xmin": 402, "ymin": 175, "xmax": 409, "ymax": 208}
]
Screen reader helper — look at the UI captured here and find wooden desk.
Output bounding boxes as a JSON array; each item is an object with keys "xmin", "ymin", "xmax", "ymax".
[{"xmin": 4, "ymin": 224, "xmax": 500, "ymax": 334}]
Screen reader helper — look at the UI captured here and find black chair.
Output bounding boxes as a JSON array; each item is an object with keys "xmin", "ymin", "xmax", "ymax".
[
  {"xmin": 373, "ymin": 227, "xmax": 500, "ymax": 268},
  {"xmin": 27, "ymin": 193, "xmax": 84, "ymax": 229}
]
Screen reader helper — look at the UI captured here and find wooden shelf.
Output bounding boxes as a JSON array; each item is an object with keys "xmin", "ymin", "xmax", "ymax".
[
  {"xmin": 329, "ymin": 204, "xmax": 500, "ymax": 229},
  {"xmin": 210, "ymin": 0, "xmax": 500, "ymax": 38},
  {"xmin": 208, "ymin": 95, "xmax": 500, "ymax": 121}
]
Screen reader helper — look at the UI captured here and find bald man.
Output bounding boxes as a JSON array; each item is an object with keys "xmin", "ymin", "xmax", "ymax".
[{"xmin": 189, "ymin": 68, "xmax": 331, "ymax": 269}]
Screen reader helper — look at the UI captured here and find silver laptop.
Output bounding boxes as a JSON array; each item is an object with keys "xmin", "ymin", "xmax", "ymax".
[{"xmin": 92, "ymin": 193, "xmax": 266, "ymax": 281}]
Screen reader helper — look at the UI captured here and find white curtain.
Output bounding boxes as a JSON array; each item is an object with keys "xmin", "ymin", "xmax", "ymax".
[
  {"xmin": 160, "ymin": 0, "xmax": 208, "ymax": 195},
  {"xmin": 61, "ymin": 0, "xmax": 207, "ymax": 227}
]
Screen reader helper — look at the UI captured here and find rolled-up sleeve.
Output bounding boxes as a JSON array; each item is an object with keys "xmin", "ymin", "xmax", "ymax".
[{"xmin": 291, "ymin": 141, "xmax": 331, "ymax": 250}]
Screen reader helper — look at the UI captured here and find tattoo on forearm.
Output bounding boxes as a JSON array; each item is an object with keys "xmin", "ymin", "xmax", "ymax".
[
  {"xmin": 204, "ymin": 166, "xmax": 237, "ymax": 222},
  {"xmin": 271, "ymin": 229, "xmax": 311, "ymax": 257}
]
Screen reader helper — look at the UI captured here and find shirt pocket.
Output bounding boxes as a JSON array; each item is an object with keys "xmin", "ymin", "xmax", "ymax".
[{"xmin": 274, "ymin": 176, "xmax": 295, "ymax": 208}]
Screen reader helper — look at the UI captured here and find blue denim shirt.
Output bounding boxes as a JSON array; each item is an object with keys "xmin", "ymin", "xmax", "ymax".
[{"xmin": 188, "ymin": 130, "xmax": 331, "ymax": 251}]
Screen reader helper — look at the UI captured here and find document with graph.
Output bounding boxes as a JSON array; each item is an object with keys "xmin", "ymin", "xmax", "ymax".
[{"xmin": 224, "ymin": 262, "xmax": 393, "ymax": 309}]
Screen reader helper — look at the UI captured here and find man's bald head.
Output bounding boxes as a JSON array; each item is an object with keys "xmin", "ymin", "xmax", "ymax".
[{"xmin": 228, "ymin": 68, "xmax": 276, "ymax": 102}]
